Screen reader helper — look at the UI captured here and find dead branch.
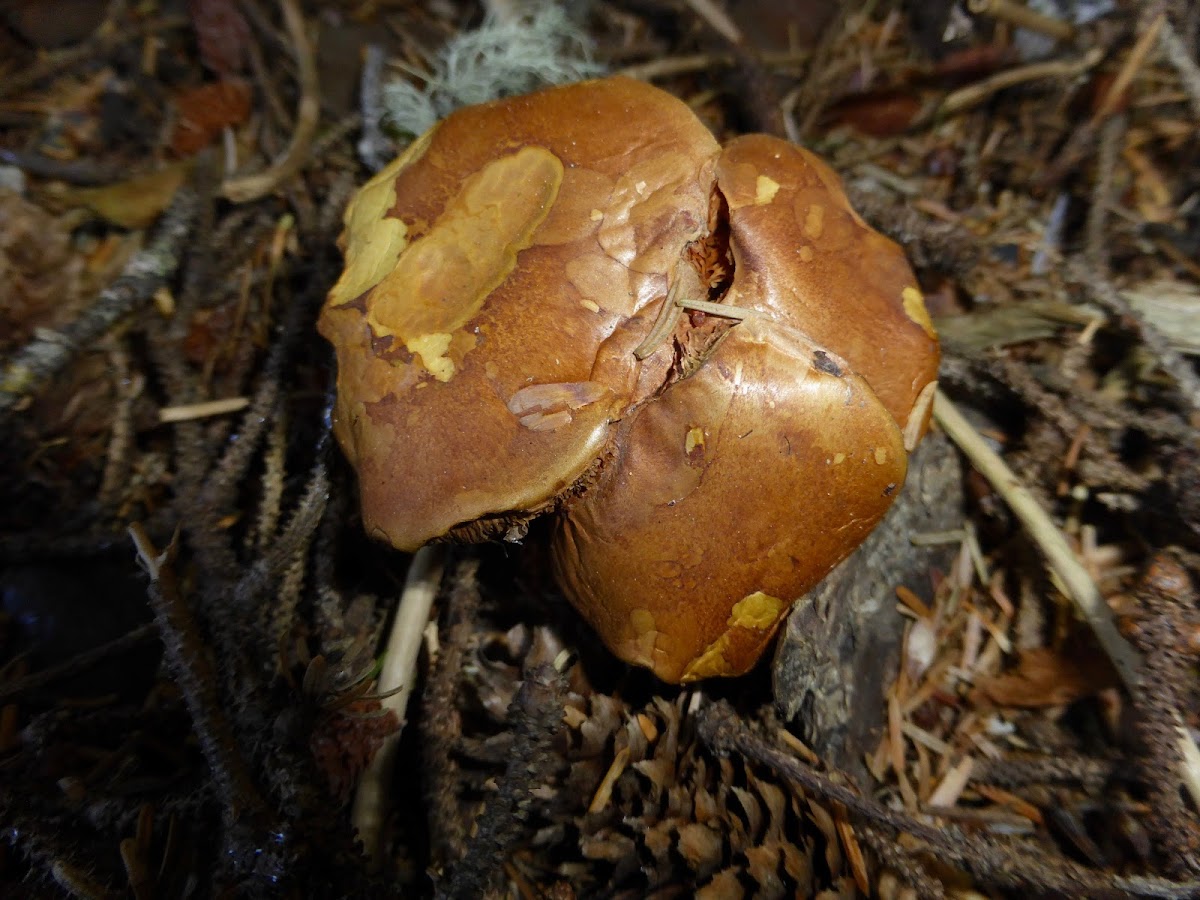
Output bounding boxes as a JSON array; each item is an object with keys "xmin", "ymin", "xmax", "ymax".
[
  {"xmin": 440, "ymin": 655, "xmax": 570, "ymax": 899},
  {"xmin": 698, "ymin": 700, "xmax": 1200, "ymax": 898},
  {"xmin": 0, "ymin": 182, "xmax": 201, "ymax": 417},
  {"xmin": 422, "ymin": 559, "xmax": 480, "ymax": 866},
  {"xmin": 128, "ymin": 524, "xmax": 267, "ymax": 827}
]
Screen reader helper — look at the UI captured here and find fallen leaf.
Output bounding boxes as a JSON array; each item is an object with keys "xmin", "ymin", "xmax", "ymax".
[
  {"xmin": 62, "ymin": 164, "xmax": 191, "ymax": 229},
  {"xmin": 171, "ymin": 80, "xmax": 252, "ymax": 156},
  {"xmin": 824, "ymin": 89, "xmax": 925, "ymax": 136},
  {"xmin": 1123, "ymin": 280, "xmax": 1200, "ymax": 356},
  {"xmin": 976, "ymin": 644, "xmax": 1119, "ymax": 707}
]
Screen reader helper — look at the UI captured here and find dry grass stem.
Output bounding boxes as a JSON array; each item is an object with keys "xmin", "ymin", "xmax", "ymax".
[
  {"xmin": 158, "ymin": 396, "xmax": 250, "ymax": 423},
  {"xmin": 967, "ymin": 0, "xmax": 1075, "ymax": 40},
  {"xmin": 935, "ymin": 50, "xmax": 1103, "ymax": 119},
  {"xmin": 932, "ymin": 390, "xmax": 1141, "ymax": 687},
  {"xmin": 352, "ymin": 544, "xmax": 446, "ymax": 868}
]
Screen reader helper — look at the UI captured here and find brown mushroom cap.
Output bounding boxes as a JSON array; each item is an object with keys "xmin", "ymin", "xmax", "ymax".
[
  {"xmin": 322, "ymin": 77, "xmax": 941, "ymax": 683},
  {"xmin": 549, "ymin": 134, "xmax": 940, "ymax": 683},
  {"xmin": 713, "ymin": 134, "xmax": 940, "ymax": 446},
  {"xmin": 318, "ymin": 77, "xmax": 720, "ymax": 551},
  {"xmin": 552, "ymin": 320, "xmax": 908, "ymax": 683}
]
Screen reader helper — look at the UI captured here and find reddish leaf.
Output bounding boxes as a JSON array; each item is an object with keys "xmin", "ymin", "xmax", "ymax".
[
  {"xmin": 309, "ymin": 701, "xmax": 400, "ymax": 802},
  {"xmin": 976, "ymin": 644, "xmax": 1119, "ymax": 708},
  {"xmin": 170, "ymin": 79, "xmax": 252, "ymax": 156},
  {"xmin": 824, "ymin": 89, "xmax": 924, "ymax": 137}
]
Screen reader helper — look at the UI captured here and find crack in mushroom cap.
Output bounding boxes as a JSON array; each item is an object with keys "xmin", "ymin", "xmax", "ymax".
[
  {"xmin": 552, "ymin": 319, "xmax": 909, "ymax": 683},
  {"xmin": 547, "ymin": 134, "xmax": 939, "ymax": 683},
  {"xmin": 318, "ymin": 78, "xmax": 721, "ymax": 551},
  {"xmin": 713, "ymin": 134, "xmax": 940, "ymax": 441}
]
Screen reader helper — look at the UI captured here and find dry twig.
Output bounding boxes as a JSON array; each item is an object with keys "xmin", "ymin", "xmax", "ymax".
[
  {"xmin": 128, "ymin": 524, "xmax": 267, "ymax": 825},
  {"xmin": 0, "ymin": 185, "xmax": 201, "ymax": 417},
  {"xmin": 220, "ymin": 0, "xmax": 320, "ymax": 202},
  {"xmin": 934, "ymin": 50, "xmax": 1103, "ymax": 119},
  {"xmin": 440, "ymin": 653, "xmax": 571, "ymax": 899},
  {"xmin": 699, "ymin": 701, "xmax": 1200, "ymax": 898}
]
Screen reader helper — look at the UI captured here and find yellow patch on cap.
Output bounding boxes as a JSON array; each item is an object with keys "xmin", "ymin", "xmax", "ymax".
[
  {"xmin": 627, "ymin": 608, "xmax": 659, "ymax": 667},
  {"xmin": 364, "ymin": 146, "xmax": 564, "ymax": 380},
  {"xmin": 754, "ymin": 175, "xmax": 780, "ymax": 205},
  {"xmin": 406, "ymin": 332, "xmax": 454, "ymax": 382},
  {"xmin": 902, "ymin": 285, "xmax": 937, "ymax": 338},
  {"xmin": 681, "ymin": 633, "xmax": 733, "ymax": 682},
  {"xmin": 803, "ymin": 204, "xmax": 825, "ymax": 240},
  {"xmin": 327, "ymin": 125, "xmax": 437, "ymax": 307},
  {"xmin": 631, "ymin": 608, "xmax": 656, "ymax": 633},
  {"xmin": 729, "ymin": 591, "xmax": 785, "ymax": 630},
  {"xmin": 680, "ymin": 591, "xmax": 787, "ymax": 681}
]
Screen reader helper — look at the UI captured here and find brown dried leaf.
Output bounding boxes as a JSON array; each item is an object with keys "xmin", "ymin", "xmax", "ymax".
[
  {"xmin": 824, "ymin": 89, "xmax": 925, "ymax": 137},
  {"xmin": 63, "ymin": 164, "xmax": 190, "ymax": 229},
  {"xmin": 976, "ymin": 645, "xmax": 1119, "ymax": 708},
  {"xmin": 929, "ymin": 44, "xmax": 1012, "ymax": 81}
]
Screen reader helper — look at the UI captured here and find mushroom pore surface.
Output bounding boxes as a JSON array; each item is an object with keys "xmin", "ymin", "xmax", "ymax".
[{"xmin": 319, "ymin": 76, "xmax": 940, "ymax": 683}]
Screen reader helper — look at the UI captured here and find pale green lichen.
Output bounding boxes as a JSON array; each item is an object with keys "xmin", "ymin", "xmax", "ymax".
[{"xmin": 382, "ymin": 4, "xmax": 603, "ymax": 138}]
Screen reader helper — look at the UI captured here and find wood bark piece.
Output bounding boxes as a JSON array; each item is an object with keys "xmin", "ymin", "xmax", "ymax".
[{"xmin": 772, "ymin": 431, "xmax": 963, "ymax": 784}]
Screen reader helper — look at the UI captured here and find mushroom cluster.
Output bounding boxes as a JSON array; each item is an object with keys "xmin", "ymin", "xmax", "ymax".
[{"xmin": 318, "ymin": 77, "xmax": 939, "ymax": 683}]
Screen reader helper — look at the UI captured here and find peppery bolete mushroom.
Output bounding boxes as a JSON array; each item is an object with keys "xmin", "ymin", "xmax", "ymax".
[{"xmin": 318, "ymin": 76, "xmax": 939, "ymax": 684}]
